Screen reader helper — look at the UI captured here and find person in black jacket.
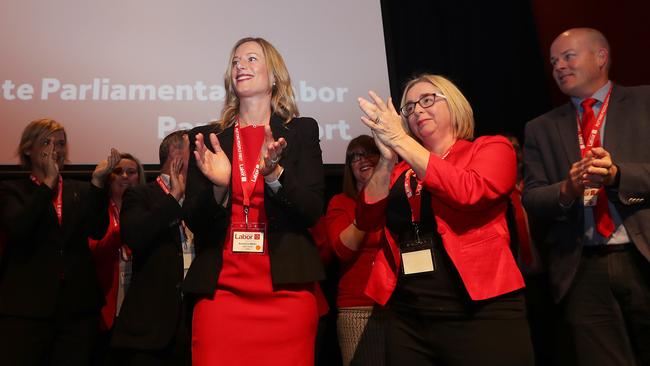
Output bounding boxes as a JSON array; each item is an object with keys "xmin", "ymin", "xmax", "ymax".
[
  {"xmin": 0, "ymin": 118, "xmax": 119, "ymax": 366},
  {"xmin": 110, "ymin": 130, "xmax": 191, "ymax": 365},
  {"xmin": 184, "ymin": 37, "xmax": 326, "ymax": 365}
]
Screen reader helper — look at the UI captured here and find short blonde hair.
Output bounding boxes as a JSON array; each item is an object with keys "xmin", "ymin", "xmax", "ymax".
[
  {"xmin": 218, "ymin": 37, "xmax": 299, "ymax": 130},
  {"xmin": 400, "ymin": 74, "xmax": 474, "ymax": 140},
  {"xmin": 17, "ymin": 118, "xmax": 67, "ymax": 169}
]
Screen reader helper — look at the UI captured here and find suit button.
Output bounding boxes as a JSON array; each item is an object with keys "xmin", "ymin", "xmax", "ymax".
[
  {"xmin": 176, "ymin": 283, "xmax": 182, "ymax": 289},
  {"xmin": 58, "ymin": 249, "xmax": 64, "ymax": 255}
]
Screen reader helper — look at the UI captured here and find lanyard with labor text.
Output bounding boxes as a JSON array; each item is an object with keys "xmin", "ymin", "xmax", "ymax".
[
  {"xmin": 109, "ymin": 199, "xmax": 120, "ymax": 229},
  {"xmin": 403, "ymin": 144, "xmax": 454, "ymax": 239},
  {"xmin": 576, "ymin": 85, "xmax": 613, "ymax": 156},
  {"xmin": 30, "ymin": 174, "xmax": 63, "ymax": 226},
  {"xmin": 234, "ymin": 120, "xmax": 260, "ymax": 226},
  {"xmin": 404, "ymin": 169, "xmax": 423, "ymax": 239},
  {"xmin": 156, "ymin": 175, "xmax": 171, "ymax": 194}
]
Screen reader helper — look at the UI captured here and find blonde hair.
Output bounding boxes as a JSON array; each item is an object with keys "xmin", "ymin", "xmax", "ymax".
[
  {"xmin": 400, "ymin": 74, "xmax": 474, "ymax": 140},
  {"xmin": 218, "ymin": 37, "xmax": 299, "ymax": 130},
  {"xmin": 17, "ymin": 118, "xmax": 67, "ymax": 169}
]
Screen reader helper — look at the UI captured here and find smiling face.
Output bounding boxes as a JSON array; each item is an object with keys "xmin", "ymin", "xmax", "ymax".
[
  {"xmin": 348, "ymin": 149, "xmax": 379, "ymax": 190},
  {"xmin": 230, "ymin": 41, "xmax": 273, "ymax": 99},
  {"xmin": 403, "ymin": 81, "xmax": 453, "ymax": 151},
  {"xmin": 109, "ymin": 158, "xmax": 140, "ymax": 200},
  {"xmin": 550, "ymin": 30, "xmax": 609, "ymax": 98}
]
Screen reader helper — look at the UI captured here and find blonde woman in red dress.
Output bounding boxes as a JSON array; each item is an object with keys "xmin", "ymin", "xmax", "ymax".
[{"xmin": 183, "ymin": 37, "xmax": 327, "ymax": 365}]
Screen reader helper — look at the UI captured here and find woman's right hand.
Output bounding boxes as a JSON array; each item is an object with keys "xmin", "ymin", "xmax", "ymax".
[
  {"xmin": 40, "ymin": 142, "xmax": 60, "ymax": 188},
  {"xmin": 194, "ymin": 133, "xmax": 231, "ymax": 187},
  {"xmin": 372, "ymin": 130, "xmax": 397, "ymax": 165}
]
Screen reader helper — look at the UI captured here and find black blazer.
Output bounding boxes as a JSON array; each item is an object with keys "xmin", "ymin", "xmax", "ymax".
[
  {"xmin": 111, "ymin": 181, "xmax": 186, "ymax": 351},
  {"xmin": 0, "ymin": 178, "xmax": 108, "ymax": 317},
  {"xmin": 523, "ymin": 84, "xmax": 650, "ymax": 301},
  {"xmin": 182, "ymin": 114, "xmax": 326, "ymax": 297}
]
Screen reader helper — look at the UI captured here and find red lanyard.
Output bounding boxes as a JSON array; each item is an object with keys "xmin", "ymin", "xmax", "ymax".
[
  {"xmin": 109, "ymin": 199, "xmax": 120, "ymax": 228},
  {"xmin": 30, "ymin": 175, "xmax": 63, "ymax": 226},
  {"xmin": 234, "ymin": 120, "xmax": 260, "ymax": 223},
  {"xmin": 403, "ymin": 142, "xmax": 454, "ymax": 227},
  {"xmin": 404, "ymin": 169, "xmax": 423, "ymax": 224},
  {"xmin": 156, "ymin": 176, "xmax": 170, "ymax": 194},
  {"xmin": 576, "ymin": 85, "xmax": 613, "ymax": 156}
]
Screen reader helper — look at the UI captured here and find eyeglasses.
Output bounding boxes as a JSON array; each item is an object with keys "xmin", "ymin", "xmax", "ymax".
[
  {"xmin": 347, "ymin": 150, "xmax": 379, "ymax": 164},
  {"xmin": 400, "ymin": 93, "xmax": 447, "ymax": 117},
  {"xmin": 112, "ymin": 167, "xmax": 139, "ymax": 176}
]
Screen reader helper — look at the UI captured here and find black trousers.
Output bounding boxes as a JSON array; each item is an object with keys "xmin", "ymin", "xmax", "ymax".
[
  {"xmin": 385, "ymin": 292, "xmax": 534, "ymax": 366},
  {"xmin": 559, "ymin": 245, "xmax": 650, "ymax": 366},
  {"xmin": 0, "ymin": 311, "xmax": 98, "ymax": 366}
]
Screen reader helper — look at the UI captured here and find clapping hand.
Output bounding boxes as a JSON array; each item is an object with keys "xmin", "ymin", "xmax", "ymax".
[
  {"xmin": 170, "ymin": 156, "xmax": 186, "ymax": 201},
  {"xmin": 91, "ymin": 148, "xmax": 121, "ymax": 188},
  {"xmin": 259, "ymin": 125, "xmax": 287, "ymax": 179},
  {"xmin": 194, "ymin": 133, "xmax": 231, "ymax": 187}
]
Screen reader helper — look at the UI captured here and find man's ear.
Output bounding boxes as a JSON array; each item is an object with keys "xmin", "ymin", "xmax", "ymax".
[{"xmin": 596, "ymin": 48, "xmax": 609, "ymax": 69}]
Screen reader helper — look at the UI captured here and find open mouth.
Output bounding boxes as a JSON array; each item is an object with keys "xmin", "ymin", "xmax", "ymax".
[{"xmin": 236, "ymin": 73, "xmax": 253, "ymax": 82}]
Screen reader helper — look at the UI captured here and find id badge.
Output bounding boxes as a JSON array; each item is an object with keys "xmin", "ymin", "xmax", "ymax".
[
  {"xmin": 230, "ymin": 222, "xmax": 266, "ymax": 254},
  {"xmin": 400, "ymin": 238, "xmax": 435, "ymax": 275},
  {"xmin": 583, "ymin": 188, "xmax": 599, "ymax": 207}
]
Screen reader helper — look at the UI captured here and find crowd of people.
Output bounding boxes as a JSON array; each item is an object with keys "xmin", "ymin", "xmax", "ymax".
[{"xmin": 0, "ymin": 27, "xmax": 648, "ymax": 366}]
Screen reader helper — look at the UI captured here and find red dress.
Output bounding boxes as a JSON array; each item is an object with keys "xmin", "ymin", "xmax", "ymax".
[
  {"xmin": 192, "ymin": 125, "xmax": 319, "ymax": 366},
  {"xmin": 88, "ymin": 205, "xmax": 121, "ymax": 331}
]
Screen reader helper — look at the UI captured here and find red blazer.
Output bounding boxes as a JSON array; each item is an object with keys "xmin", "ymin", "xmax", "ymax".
[
  {"xmin": 324, "ymin": 193, "xmax": 383, "ymax": 308},
  {"xmin": 356, "ymin": 136, "xmax": 524, "ymax": 305}
]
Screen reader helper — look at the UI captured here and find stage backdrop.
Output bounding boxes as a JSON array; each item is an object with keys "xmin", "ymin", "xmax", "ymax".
[{"xmin": 0, "ymin": 0, "xmax": 389, "ymax": 165}]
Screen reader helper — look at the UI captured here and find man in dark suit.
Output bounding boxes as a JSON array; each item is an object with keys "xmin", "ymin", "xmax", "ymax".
[
  {"xmin": 111, "ymin": 130, "xmax": 192, "ymax": 365},
  {"xmin": 523, "ymin": 28, "xmax": 650, "ymax": 366}
]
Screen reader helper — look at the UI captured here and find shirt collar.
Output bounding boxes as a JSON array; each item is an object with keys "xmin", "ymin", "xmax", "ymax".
[{"xmin": 571, "ymin": 80, "xmax": 612, "ymax": 110}]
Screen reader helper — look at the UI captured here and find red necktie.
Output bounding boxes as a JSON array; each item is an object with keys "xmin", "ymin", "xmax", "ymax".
[{"xmin": 581, "ymin": 98, "xmax": 615, "ymax": 238}]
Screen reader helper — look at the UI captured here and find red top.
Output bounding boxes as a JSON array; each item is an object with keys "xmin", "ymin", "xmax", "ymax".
[
  {"xmin": 325, "ymin": 193, "xmax": 383, "ymax": 307},
  {"xmin": 88, "ymin": 206, "xmax": 121, "ymax": 331},
  {"xmin": 357, "ymin": 136, "xmax": 525, "ymax": 304}
]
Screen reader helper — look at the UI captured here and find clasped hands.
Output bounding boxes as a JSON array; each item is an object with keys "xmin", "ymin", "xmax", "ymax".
[
  {"xmin": 357, "ymin": 90, "xmax": 407, "ymax": 162},
  {"xmin": 562, "ymin": 147, "xmax": 618, "ymax": 201},
  {"xmin": 194, "ymin": 125, "xmax": 287, "ymax": 187}
]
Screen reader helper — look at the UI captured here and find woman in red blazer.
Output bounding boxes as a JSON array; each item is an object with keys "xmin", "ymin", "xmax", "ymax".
[{"xmin": 357, "ymin": 74, "xmax": 533, "ymax": 366}]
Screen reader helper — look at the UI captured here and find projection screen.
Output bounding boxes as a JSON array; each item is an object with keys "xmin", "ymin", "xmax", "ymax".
[{"xmin": 0, "ymin": 0, "xmax": 390, "ymax": 165}]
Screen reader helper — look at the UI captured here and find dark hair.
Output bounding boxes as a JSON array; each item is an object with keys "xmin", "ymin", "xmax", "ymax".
[
  {"xmin": 159, "ymin": 130, "xmax": 187, "ymax": 166},
  {"xmin": 342, "ymin": 135, "xmax": 379, "ymax": 198}
]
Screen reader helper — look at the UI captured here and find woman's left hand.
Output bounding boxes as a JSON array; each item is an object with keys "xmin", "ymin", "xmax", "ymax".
[
  {"xmin": 358, "ymin": 90, "xmax": 408, "ymax": 148},
  {"xmin": 259, "ymin": 125, "xmax": 287, "ymax": 178},
  {"xmin": 91, "ymin": 148, "xmax": 121, "ymax": 188}
]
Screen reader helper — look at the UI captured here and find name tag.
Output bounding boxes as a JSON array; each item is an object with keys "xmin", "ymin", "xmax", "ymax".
[
  {"xmin": 402, "ymin": 249, "xmax": 435, "ymax": 275},
  {"xmin": 231, "ymin": 223, "xmax": 266, "ymax": 253},
  {"xmin": 400, "ymin": 237, "xmax": 435, "ymax": 275}
]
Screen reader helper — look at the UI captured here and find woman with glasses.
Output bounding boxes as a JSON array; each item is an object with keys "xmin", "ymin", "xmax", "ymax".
[
  {"xmin": 183, "ymin": 37, "xmax": 326, "ymax": 365},
  {"xmin": 88, "ymin": 152, "xmax": 145, "ymax": 364},
  {"xmin": 324, "ymin": 135, "xmax": 386, "ymax": 366},
  {"xmin": 357, "ymin": 74, "xmax": 533, "ymax": 366},
  {"xmin": 0, "ymin": 118, "xmax": 120, "ymax": 365}
]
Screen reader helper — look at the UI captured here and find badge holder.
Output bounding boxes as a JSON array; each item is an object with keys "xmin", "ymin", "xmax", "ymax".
[
  {"xmin": 399, "ymin": 222, "xmax": 436, "ymax": 276},
  {"xmin": 583, "ymin": 188, "xmax": 599, "ymax": 207},
  {"xmin": 230, "ymin": 207, "xmax": 266, "ymax": 254}
]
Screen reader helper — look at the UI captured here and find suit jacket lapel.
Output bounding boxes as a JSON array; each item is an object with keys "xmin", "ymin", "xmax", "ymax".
[
  {"xmin": 555, "ymin": 102, "xmax": 581, "ymax": 165},
  {"xmin": 602, "ymin": 85, "xmax": 627, "ymax": 156}
]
